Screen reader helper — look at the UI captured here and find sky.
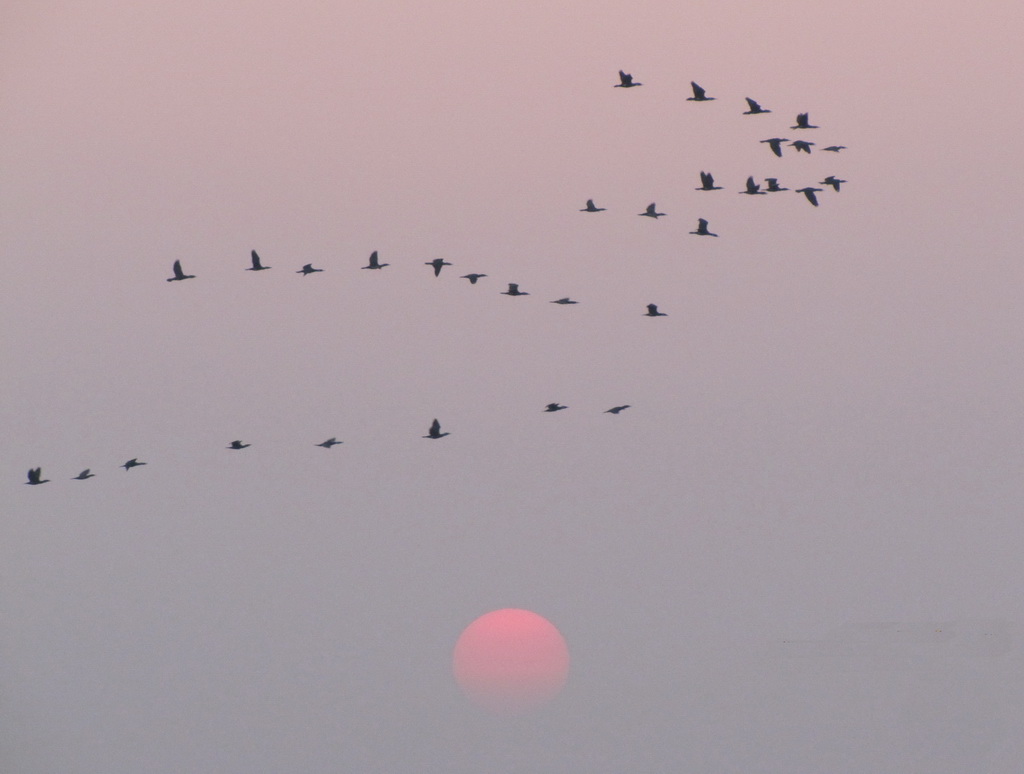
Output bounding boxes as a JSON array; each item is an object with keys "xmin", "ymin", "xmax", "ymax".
[{"xmin": 4, "ymin": 0, "xmax": 1024, "ymax": 771}]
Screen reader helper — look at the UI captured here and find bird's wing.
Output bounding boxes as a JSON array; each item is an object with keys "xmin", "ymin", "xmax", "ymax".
[
  {"xmin": 618, "ymin": 70, "xmax": 630, "ymax": 85},
  {"xmin": 745, "ymin": 97, "xmax": 758, "ymax": 111},
  {"xmin": 172, "ymin": 260, "xmax": 184, "ymax": 278},
  {"xmin": 691, "ymin": 82, "xmax": 705, "ymax": 98},
  {"xmin": 251, "ymin": 250, "xmax": 261, "ymax": 268}
]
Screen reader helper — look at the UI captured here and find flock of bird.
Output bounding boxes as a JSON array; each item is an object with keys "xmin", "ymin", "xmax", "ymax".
[{"xmin": 23, "ymin": 71, "xmax": 846, "ymax": 487}]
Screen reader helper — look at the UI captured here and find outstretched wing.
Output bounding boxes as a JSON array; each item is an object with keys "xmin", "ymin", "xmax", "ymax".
[{"xmin": 690, "ymin": 81, "xmax": 706, "ymax": 99}]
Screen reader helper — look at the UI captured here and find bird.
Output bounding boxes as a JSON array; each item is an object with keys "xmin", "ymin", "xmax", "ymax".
[
  {"xmin": 761, "ymin": 137, "xmax": 789, "ymax": 157},
  {"xmin": 247, "ymin": 250, "xmax": 270, "ymax": 271},
  {"xmin": 72, "ymin": 469, "xmax": 95, "ymax": 480},
  {"xmin": 645, "ymin": 303, "xmax": 667, "ymax": 317},
  {"xmin": 316, "ymin": 438, "xmax": 342, "ymax": 448},
  {"xmin": 423, "ymin": 418, "xmax": 450, "ymax": 439},
  {"xmin": 227, "ymin": 440, "xmax": 251, "ymax": 450},
  {"xmin": 789, "ymin": 140, "xmax": 815, "ymax": 153},
  {"xmin": 460, "ymin": 273, "xmax": 487, "ymax": 284},
  {"xmin": 615, "ymin": 70, "xmax": 641, "ymax": 88},
  {"xmin": 362, "ymin": 250, "xmax": 388, "ymax": 270},
  {"xmin": 791, "ymin": 112, "xmax": 818, "ymax": 129},
  {"xmin": 166, "ymin": 260, "xmax": 195, "ymax": 282},
  {"xmin": 544, "ymin": 403, "xmax": 568, "ymax": 412},
  {"xmin": 121, "ymin": 458, "xmax": 147, "ymax": 471},
  {"xmin": 740, "ymin": 176, "xmax": 766, "ymax": 195},
  {"xmin": 502, "ymin": 283, "xmax": 529, "ymax": 296},
  {"xmin": 25, "ymin": 467, "xmax": 49, "ymax": 485},
  {"xmin": 580, "ymin": 199, "xmax": 606, "ymax": 212},
  {"xmin": 426, "ymin": 258, "xmax": 452, "ymax": 277},
  {"xmin": 796, "ymin": 187, "xmax": 823, "ymax": 206},
  {"xmin": 764, "ymin": 178, "xmax": 789, "ymax": 192},
  {"xmin": 821, "ymin": 175, "xmax": 846, "ymax": 192},
  {"xmin": 605, "ymin": 405, "xmax": 631, "ymax": 414},
  {"xmin": 296, "ymin": 263, "xmax": 323, "ymax": 275},
  {"xmin": 743, "ymin": 97, "xmax": 771, "ymax": 114},
  {"xmin": 689, "ymin": 218, "xmax": 718, "ymax": 237},
  {"xmin": 687, "ymin": 81, "xmax": 714, "ymax": 101},
  {"xmin": 696, "ymin": 171, "xmax": 723, "ymax": 191},
  {"xmin": 639, "ymin": 203, "xmax": 666, "ymax": 218},
  {"xmin": 822, "ymin": 145, "xmax": 847, "ymax": 153},
  {"xmin": 551, "ymin": 297, "xmax": 578, "ymax": 304}
]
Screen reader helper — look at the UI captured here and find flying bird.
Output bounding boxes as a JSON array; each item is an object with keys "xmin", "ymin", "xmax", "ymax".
[
  {"xmin": 426, "ymin": 258, "xmax": 452, "ymax": 277},
  {"xmin": 740, "ymin": 176, "xmax": 766, "ymax": 195},
  {"xmin": 796, "ymin": 187, "xmax": 823, "ymax": 206},
  {"xmin": 821, "ymin": 175, "xmax": 846, "ymax": 192},
  {"xmin": 461, "ymin": 273, "xmax": 487, "ymax": 284},
  {"xmin": 822, "ymin": 145, "xmax": 847, "ymax": 152},
  {"xmin": 166, "ymin": 260, "xmax": 195, "ymax": 282},
  {"xmin": 247, "ymin": 250, "xmax": 270, "ymax": 271},
  {"xmin": 544, "ymin": 403, "xmax": 568, "ymax": 412},
  {"xmin": 687, "ymin": 81, "xmax": 714, "ymax": 101},
  {"xmin": 697, "ymin": 171, "xmax": 723, "ymax": 191},
  {"xmin": 296, "ymin": 263, "xmax": 323, "ymax": 275},
  {"xmin": 502, "ymin": 283, "xmax": 529, "ymax": 296},
  {"xmin": 362, "ymin": 250, "xmax": 388, "ymax": 270},
  {"xmin": 605, "ymin": 405, "xmax": 631, "ymax": 414},
  {"xmin": 73, "ymin": 469, "xmax": 95, "ymax": 480},
  {"xmin": 764, "ymin": 178, "xmax": 789, "ymax": 192},
  {"xmin": 316, "ymin": 438, "xmax": 342, "ymax": 448},
  {"xmin": 615, "ymin": 70, "xmax": 641, "ymax": 88},
  {"xmin": 423, "ymin": 418, "xmax": 450, "ymax": 439},
  {"xmin": 227, "ymin": 440, "xmax": 251, "ymax": 450},
  {"xmin": 645, "ymin": 303, "xmax": 667, "ymax": 317},
  {"xmin": 121, "ymin": 458, "xmax": 147, "ymax": 471},
  {"xmin": 639, "ymin": 203, "xmax": 666, "ymax": 218},
  {"xmin": 689, "ymin": 218, "xmax": 718, "ymax": 237},
  {"xmin": 789, "ymin": 140, "xmax": 815, "ymax": 153},
  {"xmin": 580, "ymin": 199, "xmax": 606, "ymax": 212},
  {"xmin": 791, "ymin": 112, "xmax": 819, "ymax": 129},
  {"xmin": 551, "ymin": 297, "xmax": 578, "ymax": 304},
  {"xmin": 760, "ymin": 137, "xmax": 789, "ymax": 157},
  {"xmin": 25, "ymin": 467, "xmax": 49, "ymax": 485},
  {"xmin": 743, "ymin": 97, "xmax": 771, "ymax": 114}
]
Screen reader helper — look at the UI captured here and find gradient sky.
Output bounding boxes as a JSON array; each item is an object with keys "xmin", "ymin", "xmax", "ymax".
[{"xmin": 4, "ymin": 1, "xmax": 1024, "ymax": 771}]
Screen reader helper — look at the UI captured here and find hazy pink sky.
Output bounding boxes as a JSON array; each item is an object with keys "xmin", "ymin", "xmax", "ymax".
[{"xmin": 4, "ymin": 1, "xmax": 1024, "ymax": 771}]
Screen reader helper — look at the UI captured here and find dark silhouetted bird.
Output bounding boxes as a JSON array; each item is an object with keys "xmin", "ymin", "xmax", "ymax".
[
  {"xmin": 821, "ymin": 175, "xmax": 846, "ymax": 192},
  {"xmin": 645, "ymin": 303, "xmax": 667, "ymax": 317},
  {"xmin": 316, "ymin": 438, "xmax": 342, "ymax": 448},
  {"xmin": 551, "ymin": 297, "xmax": 578, "ymax": 304},
  {"xmin": 423, "ymin": 418, "xmax": 450, "ymax": 439},
  {"xmin": 25, "ymin": 467, "xmax": 49, "ymax": 485},
  {"xmin": 502, "ymin": 283, "xmax": 529, "ymax": 296},
  {"xmin": 167, "ymin": 260, "xmax": 195, "ymax": 282},
  {"xmin": 362, "ymin": 250, "xmax": 388, "ymax": 270},
  {"xmin": 580, "ymin": 199, "xmax": 606, "ymax": 212},
  {"xmin": 297, "ymin": 263, "xmax": 323, "ymax": 275},
  {"xmin": 743, "ymin": 97, "xmax": 770, "ymax": 114},
  {"xmin": 761, "ymin": 137, "xmax": 789, "ymax": 157},
  {"xmin": 740, "ymin": 176, "xmax": 766, "ymax": 195},
  {"xmin": 122, "ymin": 458, "xmax": 147, "ymax": 471},
  {"xmin": 73, "ymin": 469, "xmax": 95, "ymax": 480},
  {"xmin": 687, "ymin": 81, "xmax": 714, "ymax": 101},
  {"xmin": 697, "ymin": 171, "xmax": 723, "ymax": 191},
  {"xmin": 796, "ymin": 187, "xmax": 823, "ymax": 206},
  {"xmin": 791, "ymin": 112, "xmax": 818, "ymax": 129},
  {"xmin": 605, "ymin": 405, "xmax": 631, "ymax": 414},
  {"xmin": 227, "ymin": 440, "xmax": 251, "ymax": 450},
  {"xmin": 639, "ymin": 203, "xmax": 666, "ymax": 218},
  {"xmin": 544, "ymin": 403, "xmax": 568, "ymax": 412},
  {"xmin": 690, "ymin": 218, "xmax": 718, "ymax": 237},
  {"xmin": 426, "ymin": 258, "xmax": 452, "ymax": 277},
  {"xmin": 461, "ymin": 273, "xmax": 487, "ymax": 284},
  {"xmin": 822, "ymin": 145, "xmax": 847, "ymax": 152},
  {"xmin": 615, "ymin": 70, "xmax": 641, "ymax": 88},
  {"xmin": 789, "ymin": 140, "xmax": 814, "ymax": 153},
  {"xmin": 765, "ymin": 178, "xmax": 789, "ymax": 192},
  {"xmin": 247, "ymin": 250, "xmax": 270, "ymax": 271}
]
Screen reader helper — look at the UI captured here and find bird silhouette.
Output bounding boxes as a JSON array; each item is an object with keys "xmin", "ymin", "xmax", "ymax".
[
  {"xmin": 687, "ymin": 81, "xmax": 714, "ymax": 101},
  {"xmin": 227, "ymin": 440, "xmax": 251, "ymax": 449},
  {"xmin": 740, "ymin": 176, "xmax": 766, "ymax": 195},
  {"xmin": 550, "ymin": 297, "xmax": 578, "ymax": 305},
  {"xmin": 25, "ymin": 467, "xmax": 49, "ymax": 485},
  {"xmin": 166, "ymin": 260, "xmax": 195, "ymax": 282},
  {"xmin": 316, "ymin": 438, "xmax": 342, "ymax": 448},
  {"xmin": 362, "ymin": 250, "xmax": 388, "ymax": 270},
  {"xmin": 639, "ymin": 203, "xmax": 666, "ymax": 218},
  {"xmin": 615, "ymin": 70, "xmax": 641, "ymax": 88},
  {"xmin": 605, "ymin": 405, "xmax": 631, "ymax": 414},
  {"xmin": 122, "ymin": 458, "xmax": 147, "ymax": 471},
  {"xmin": 645, "ymin": 303, "xmax": 667, "ymax": 317},
  {"xmin": 502, "ymin": 283, "xmax": 529, "ymax": 296},
  {"xmin": 743, "ymin": 97, "xmax": 770, "ymax": 114},
  {"xmin": 689, "ymin": 218, "xmax": 718, "ymax": 237},
  {"xmin": 761, "ymin": 137, "xmax": 789, "ymax": 157},
  {"xmin": 764, "ymin": 178, "xmax": 789, "ymax": 192},
  {"xmin": 789, "ymin": 140, "xmax": 815, "ymax": 153},
  {"xmin": 544, "ymin": 403, "xmax": 568, "ymax": 412},
  {"xmin": 822, "ymin": 145, "xmax": 847, "ymax": 153},
  {"xmin": 426, "ymin": 258, "xmax": 452, "ymax": 277},
  {"xmin": 296, "ymin": 263, "xmax": 323, "ymax": 275},
  {"xmin": 796, "ymin": 187, "xmax": 823, "ymax": 206},
  {"xmin": 697, "ymin": 171, "xmax": 723, "ymax": 191},
  {"xmin": 461, "ymin": 273, "xmax": 487, "ymax": 284},
  {"xmin": 423, "ymin": 418, "xmax": 450, "ymax": 439},
  {"xmin": 247, "ymin": 250, "xmax": 270, "ymax": 271},
  {"xmin": 821, "ymin": 175, "xmax": 846, "ymax": 192},
  {"xmin": 73, "ymin": 469, "xmax": 95, "ymax": 480},
  {"xmin": 791, "ymin": 112, "xmax": 818, "ymax": 129},
  {"xmin": 580, "ymin": 199, "xmax": 606, "ymax": 212}
]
